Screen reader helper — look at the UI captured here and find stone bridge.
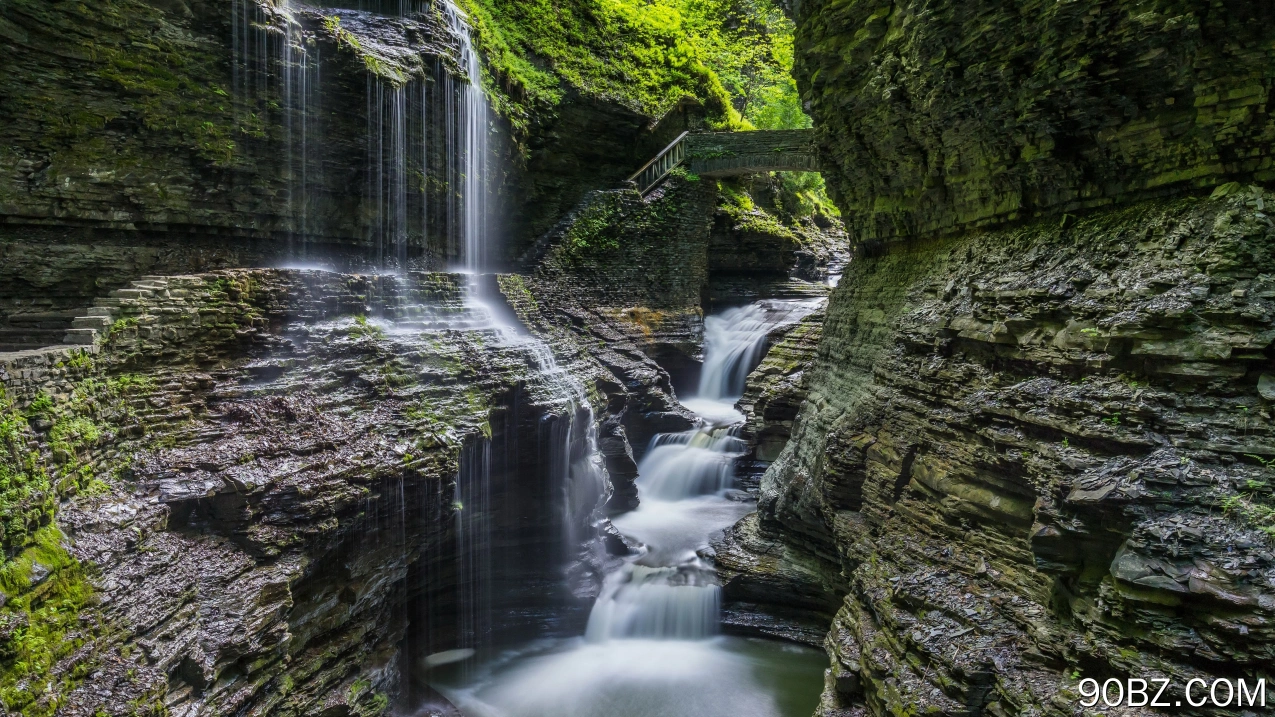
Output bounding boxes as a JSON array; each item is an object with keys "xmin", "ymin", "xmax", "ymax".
[
  {"xmin": 685, "ymin": 129, "xmax": 818, "ymax": 176},
  {"xmin": 628, "ymin": 129, "xmax": 817, "ymax": 194}
]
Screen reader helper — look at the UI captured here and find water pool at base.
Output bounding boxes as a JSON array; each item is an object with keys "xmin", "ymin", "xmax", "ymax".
[{"xmin": 430, "ymin": 635, "xmax": 826, "ymax": 717}]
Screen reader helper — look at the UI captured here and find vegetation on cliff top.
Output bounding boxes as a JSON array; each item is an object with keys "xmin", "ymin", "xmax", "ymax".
[{"xmin": 457, "ymin": 0, "xmax": 805, "ymax": 130}]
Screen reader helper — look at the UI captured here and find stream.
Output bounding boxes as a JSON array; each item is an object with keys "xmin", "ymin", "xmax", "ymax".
[{"xmin": 427, "ymin": 299, "xmax": 825, "ymax": 717}]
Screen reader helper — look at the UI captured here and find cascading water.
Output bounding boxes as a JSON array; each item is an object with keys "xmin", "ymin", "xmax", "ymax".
[
  {"xmin": 431, "ymin": 299, "xmax": 827, "ymax": 717},
  {"xmin": 232, "ymin": 0, "xmax": 493, "ymax": 272},
  {"xmin": 442, "ymin": 1, "xmax": 489, "ymax": 280},
  {"xmin": 683, "ymin": 299, "xmax": 824, "ymax": 423}
]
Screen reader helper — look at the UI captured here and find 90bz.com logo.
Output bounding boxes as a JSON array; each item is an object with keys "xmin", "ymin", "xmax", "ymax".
[{"xmin": 1078, "ymin": 678, "xmax": 1266, "ymax": 708}]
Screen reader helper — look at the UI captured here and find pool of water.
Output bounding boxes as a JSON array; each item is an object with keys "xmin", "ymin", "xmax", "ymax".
[{"xmin": 430, "ymin": 635, "xmax": 826, "ymax": 717}]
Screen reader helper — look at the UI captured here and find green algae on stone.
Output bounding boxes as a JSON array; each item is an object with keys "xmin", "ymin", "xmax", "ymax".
[
  {"xmin": 0, "ymin": 525, "xmax": 100, "ymax": 717},
  {"xmin": 793, "ymin": 0, "xmax": 1275, "ymax": 245},
  {"xmin": 0, "ymin": 388, "xmax": 52, "ymax": 555}
]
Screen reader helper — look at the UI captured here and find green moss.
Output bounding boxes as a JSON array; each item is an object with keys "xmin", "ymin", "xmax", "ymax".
[
  {"xmin": 0, "ymin": 525, "xmax": 99, "ymax": 716},
  {"xmin": 497, "ymin": 274, "xmax": 539, "ymax": 312},
  {"xmin": 347, "ymin": 315, "xmax": 387, "ymax": 341},
  {"xmin": 324, "ymin": 15, "xmax": 410, "ymax": 85},
  {"xmin": 405, "ymin": 385, "xmax": 490, "ymax": 443},
  {"xmin": 458, "ymin": 0, "xmax": 802, "ymax": 131},
  {"xmin": 0, "ymin": 388, "xmax": 52, "ymax": 554},
  {"xmin": 561, "ymin": 195, "xmax": 626, "ymax": 259}
]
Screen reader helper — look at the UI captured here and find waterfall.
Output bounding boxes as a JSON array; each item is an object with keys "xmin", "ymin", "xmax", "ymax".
[
  {"xmin": 634, "ymin": 430, "xmax": 744, "ymax": 501},
  {"xmin": 454, "ymin": 438, "xmax": 494, "ymax": 654},
  {"xmin": 585, "ymin": 565, "xmax": 720, "ymax": 641},
  {"xmin": 441, "ymin": 0, "xmax": 490, "ymax": 279},
  {"xmin": 698, "ymin": 299, "xmax": 823, "ymax": 401},
  {"xmin": 232, "ymin": 0, "xmax": 492, "ymax": 272},
  {"xmin": 431, "ymin": 299, "xmax": 830, "ymax": 716},
  {"xmin": 580, "ymin": 300, "xmax": 818, "ymax": 643},
  {"xmin": 232, "ymin": 0, "xmax": 323, "ymax": 256}
]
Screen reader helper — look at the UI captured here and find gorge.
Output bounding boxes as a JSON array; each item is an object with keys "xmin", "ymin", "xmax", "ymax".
[{"xmin": 1, "ymin": 0, "xmax": 1274, "ymax": 716}]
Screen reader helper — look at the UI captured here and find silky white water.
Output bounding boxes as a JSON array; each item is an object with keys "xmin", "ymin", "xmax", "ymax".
[
  {"xmin": 443, "ymin": 0, "xmax": 489, "ymax": 280},
  {"xmin": 430, "ymin": 299, "xmax": 827, "ymax": 717}
]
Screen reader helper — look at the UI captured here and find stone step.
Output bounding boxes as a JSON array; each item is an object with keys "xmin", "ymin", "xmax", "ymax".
[
  {"xmin": 112, "ymin": 289, "xmax": 154, "ymax": 299},
  {"xmin": 72, "ymin": 316, "xmax": 112, "ymax": 329},
  {"xmin": 0, "ymin": 327, "xmax": 65, "ymax": 350},
  {"xmin": 3, "ymin": 310, "xmax": 80, "ymax": 325},
  {"xmin": 85, "ymin": 307, "xmax": 118, "ymax": 318},
  {"xmin": 63, "ymin": 328, "xmax": 99, "ymax": 345}
]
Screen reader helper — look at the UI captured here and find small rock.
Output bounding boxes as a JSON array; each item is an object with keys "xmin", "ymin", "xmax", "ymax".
[
  {"xmin": 1259, "ymin": 373, "xmax": 1275, "ymax": 401},
  {"xmin": 29, "ymin": 562, "xmax": 50, "ymax": 586}
]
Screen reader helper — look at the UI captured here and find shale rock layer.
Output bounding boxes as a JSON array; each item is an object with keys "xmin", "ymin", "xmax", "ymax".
[
  {"xmin": 737, "ymin": 189, "xmax": 1275, "ymax": 716},
  {"xmin": 794, "ymin": 0, "xmax": 1275, "ymax": 243}
]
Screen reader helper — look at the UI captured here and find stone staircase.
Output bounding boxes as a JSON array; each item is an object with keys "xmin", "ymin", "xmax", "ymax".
[{"xmin": 63, "ymin": 277, "xmax": 187, "ymax": 346}]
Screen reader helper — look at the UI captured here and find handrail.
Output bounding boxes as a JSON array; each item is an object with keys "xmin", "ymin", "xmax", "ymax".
[{"xmin": 627, "ymin": 131, "xmax": 690, "ymax": 195}]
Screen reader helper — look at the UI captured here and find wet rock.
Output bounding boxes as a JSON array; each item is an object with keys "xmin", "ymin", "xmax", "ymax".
[
  {"xmin": 730, "ymin": 191, "xmax": 1275, "ymax": 715},
  {"xmin": 794, "ymin": 0, "xmax": 1275, "ymax": 244},
  {"xmin": 1, "ymin": 268, "xmax": 642, "ymax": 716}
]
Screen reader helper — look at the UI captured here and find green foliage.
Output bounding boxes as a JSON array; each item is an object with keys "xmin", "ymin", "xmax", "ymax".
[
  {"xmin": 57, "ymin": 351, "xmax": 95, "ymax": 372},
  {"xmin": 107, "ymin": 374, "xmax": 156, "ymax": 394},
  {"xmin": 0, "ymin": 389, "xmax": 51, "ymax": 554},
  {"xmin": 26, "ymin": 394, "xmax": 54, "ymax": 418},
  {"xmin": 562, "ymin": 198, "xmax": 624, "ymax": 258},
  {"xmin": 1221, "ymin": 493, "xmax": 1275, "ymax": 538},
  {"xmin": 458, "ymin": 0, "xmax": 802, "ymax": 131},
  {"xmin": 775, "ymin": 171, "xmax": 839, "ymax": 219},
  {"xmin": 719, "ymin": 182, "xmax": 755, "ymax": 211},
  {"xmin": 109, "ymin": 316, "xmax": 139, "ymax": 336},
  {"xmin": 717, "ymin": 179, "xmax": 801, "ymax": 241},
  {"xmin": 50, "ymin": 418, "xmax": 102, "ymax": 449},
  {"xmin": 0, "ymin": 525, "xmax": 99, "ymax": 716},
  {"xmin": 0, "ymin": 369, "xmax": 161, "ymax": 555},
  {"xmin": 1248, "ymin": 454, "xmax": 1275, "ymax": 472},
  {"xmin": 347, "ymin": 315, "xmax": 387, "ymax": 340}
]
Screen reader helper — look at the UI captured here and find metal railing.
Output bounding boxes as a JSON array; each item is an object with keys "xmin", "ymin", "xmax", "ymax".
[{"xmin": 627, "ymin": 131, "xmax": 689, "ymax": 195}]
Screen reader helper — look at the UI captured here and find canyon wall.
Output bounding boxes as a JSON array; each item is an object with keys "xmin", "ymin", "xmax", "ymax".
[
  {"xmin": 0, "ymin": 269, "xmax": 658, "ymax": 716},
  {"xmin": 719, "ymin": 1, "xmax": 1275, "ymax": 714},
  {"xmin": 0, "ymin": 0, "xmax": 670, "ymax": 345},
  {"xmin": 797, "ymin": 0, "xmax": 1275, "ymax": 245}
]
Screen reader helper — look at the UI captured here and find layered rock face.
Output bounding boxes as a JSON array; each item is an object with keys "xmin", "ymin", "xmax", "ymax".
[
  {"xmin": 0, "ymin": 0, "xmax": 682, "ymax": 344},
  {"xmin": 795, "ymin": 0, "xmax": 1275, "ymax": 243},
  {"xmin": 0, "ymin": 270, "xmax": 636, "ymax": 716},
  {"xmin": 0, "ymin": 0, "xmax": 460, "ymax": 341},
  {"xmin": 739, "ymin": 190, "xmax": 1275, "ymax": 715},
  {"xmin": 715, "ymin": 1, "xmax": 1275, "ymax": 714},
  {"xmin": 524, "ymin": 172, "xmax": 842, "ymax": 398},
  {"xmin": 709, "ymin": 182, "xmax": 845, "ymax": 305},
  {"xmin": 520, "ymin": 173, "xmax": 724, "ymax": 397}
]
